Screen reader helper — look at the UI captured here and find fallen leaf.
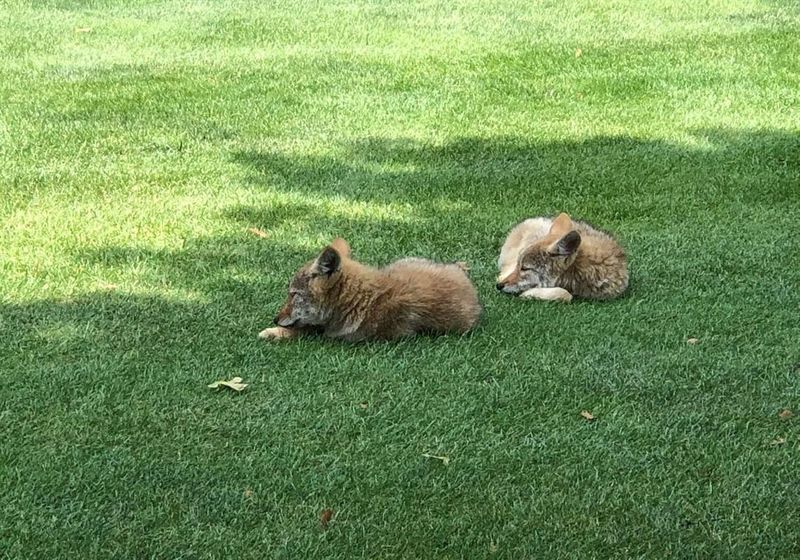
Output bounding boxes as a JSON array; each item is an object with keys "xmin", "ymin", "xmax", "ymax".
[
  {"xmin": 243, "ymin": 488, "xmax": 254, "ymax": 498},
  {"xmin": 320, "ymin": 508, "xmax": 334, "ymax": 529},
  {"xmin": 575, "ymin": 48, "xmax": 583, "ymax": 58},
  {"xmin": 770, "ymin": 437, "xmax": 786, "ymax": 446},
  {"xmin": 778, "ymin": 409, "xmax": 793, "ymax": 420},
  {"xmin": 580, "ymin": 410, "xmax": 595, "ymax": 421},
  {"xmin": 208, "ymin": 377, "xmax": 248, "ymax": 392},
  {"xmin": 686, "ymin": 338, "xmax": 699, "ymax": 345},
  {"xmin": 75, "ymin": 27, "xmax": 92, "ymax": 33},
  {"xmin": 489, "ymin": 541, "xmax": 499, "ymax": 554},
  {"xmin": 247, "ymin": 227, "xmax": 269, "ymax": 238},
  {"xmin": 422, "ymin": 453, "xmax": 450, "ymax": 466},
  {"xmin": 358, "ymin": 401, "xmax": 369, "ymax": 409}
]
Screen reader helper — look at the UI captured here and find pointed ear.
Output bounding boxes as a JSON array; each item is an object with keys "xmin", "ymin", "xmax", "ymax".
[
  {"xmin": 329, "ymin": 238, "xmax": 351, "ymax": 258},
  {"xmin": 314, "ymin": 246, "xmax": 341, "ymax": 275},
  {"xmin": 549, "ymin": 213, "xmax": 572, "ymax": 236},
  {"xmin": 547, "ymin": 231, "xmax": 581, "ymax": 257}
]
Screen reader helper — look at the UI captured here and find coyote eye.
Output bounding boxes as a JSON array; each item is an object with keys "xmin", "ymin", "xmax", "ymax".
[{"xmin": 521, "ymin": 266, "xmax": 535, "ymax": 272}]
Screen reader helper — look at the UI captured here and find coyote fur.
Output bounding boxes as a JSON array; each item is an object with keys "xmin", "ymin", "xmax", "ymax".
[
  {"xmin": 259, "ymin": 239, "xmax": 481, "ymax": 342},
  {"xmin": 496, "ymin": 213, "xmax": 628, "ymax": 302}
]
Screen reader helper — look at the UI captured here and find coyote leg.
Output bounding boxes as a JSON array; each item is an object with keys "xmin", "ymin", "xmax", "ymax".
[
  {"xmin": 258, "ymin": 326, "xmax": 298, "ymax": 340},
  {"xmin": 520, "ymin": 287, "xmax": 573, "ymax": 303}
]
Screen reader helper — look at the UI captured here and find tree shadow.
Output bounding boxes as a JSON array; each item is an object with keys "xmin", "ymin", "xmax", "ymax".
[
  {"xmin": 3, "ymin": 129, "xmax": 799, "ymax": 557},
  {"xmin": 231, "ymin": 128, "xmax": 800, "ymax": 229},
  {"xmin": 5, "ymin": 128, "xmax": 797, "ymax": 367},
  {"xmin": 1, "ymin": 127, "xmax": 794, "ymax": 413}
]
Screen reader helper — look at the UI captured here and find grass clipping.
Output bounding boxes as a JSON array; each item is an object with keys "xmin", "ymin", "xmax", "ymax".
[{"xmin": 208, "ymin": 377, "xmax": 248, "ymax": 392}]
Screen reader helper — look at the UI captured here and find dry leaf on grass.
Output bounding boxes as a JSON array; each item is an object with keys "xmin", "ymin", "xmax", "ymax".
[
  {"xmin": 208, "ymin": 377, "xmax": 248, "ymax": 392},
  {"xmin": 580, "ymin": 410, "xmax": 596, "ymax": 421},
  {"xmin": 246, "ymin": 227, "xmax": 269, "ymax": 238},
  {"xmin": 422, "ymin": 453, "xmax": 450, "ymax": 466},
  {"xmin": 358, "ymin": 401, "xmax": 369, "ymax": 409},
  {"xmin": 778, "ymin": 409, "xmax": 793, "ymax": 420},
  {"xmin": 75, "ymin": 27, "xmax": 92, "ymax": 33},
  {"xmin": 320, "ymin": 508, "xmax": 334, "ymax": 529},
  {"xmin": 770, "ymin": 437, "xmax": 786, "ymax": 446},
  {"xmin": 243, "ymin": 488, "xmax": 254, "ymax": 498},
  {"xmin": 686, "ymin": 338, "xmax": 700, "ymax": 345},
  {"xmin": 575, "ymin": 48, "xmax": 583, "ymax": 58}
]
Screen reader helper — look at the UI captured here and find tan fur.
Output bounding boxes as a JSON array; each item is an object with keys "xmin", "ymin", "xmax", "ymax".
[
  {"xmin": 261, "ymin": 239, "xmax": 482, "ymax": 342},
  {"xmin": 496, "ymin": 213, "xmax": 628, "ymax": 301}
]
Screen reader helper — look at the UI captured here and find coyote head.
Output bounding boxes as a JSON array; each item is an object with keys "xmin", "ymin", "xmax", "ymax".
[
  {"xmin": 496, "ymin": 213, "xmax": 581, "ymax": 295},
  {"xmin": 273, "ymin": 238, "xmax": 350, "ymax": 328}
]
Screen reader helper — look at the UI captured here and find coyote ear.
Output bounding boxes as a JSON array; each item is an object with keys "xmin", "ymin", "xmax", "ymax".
[
  {"xmin": 549, "ymin": 213, "xmax": 572, "ymax": 236},
  {"xmin": 314, "ymin": 246, "xmax": 341, "ymax": 275},
  {"xmin": 548, "ymin": 231, "xmax": 581, "ymax": 257},
  {"xmin": 329, "ymin": 237, "xmax": 351, "ymax": 258}
]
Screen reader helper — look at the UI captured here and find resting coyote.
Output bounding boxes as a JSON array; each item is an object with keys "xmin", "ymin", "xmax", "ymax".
[
  {"xmin": 259, "ymin": 239, "xmax": 481, "ymax": 342},
  {"xmin": 496, "ymin": 213, "xmax": 628, "ymax": 302}
]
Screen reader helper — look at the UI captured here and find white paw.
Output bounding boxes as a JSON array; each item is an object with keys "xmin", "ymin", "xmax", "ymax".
[
  {"xmin": 258, "ymin": 326, "xmax": 295, "ymax": 340},
  {"xmin": 520, "ymin": 287, "xmax": 573, "ymax": 302}
]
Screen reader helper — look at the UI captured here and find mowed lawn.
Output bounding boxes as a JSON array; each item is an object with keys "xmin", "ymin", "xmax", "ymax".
[{"xmin": 1, "ymin": 0, "xmax": 799, "ymax": 557}]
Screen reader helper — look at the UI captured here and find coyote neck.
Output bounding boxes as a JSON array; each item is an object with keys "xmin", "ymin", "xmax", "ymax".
[{"xmin": 322, "ymin": 262, "xmax": 388, "ymax": 339}]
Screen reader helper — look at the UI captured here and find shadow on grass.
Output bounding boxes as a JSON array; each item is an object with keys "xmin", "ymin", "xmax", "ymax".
[
  {"xmin": 232, "ymin": 128, "xmax": 800, "ymax": 228},
  {"xmin": 3, "ymin": 129, "xmax": 799, "ymax": 373},
  {"xmin": 2, "ymin": 129, "xmax": 799, "ymax": 557}
]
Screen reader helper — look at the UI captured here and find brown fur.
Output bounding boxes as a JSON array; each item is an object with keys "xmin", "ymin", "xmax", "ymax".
[
  {"xmin": 496, "ymin": 213, "xmax": 628, "ymax": 301},
  {"xmin": 259, "ymin": 239, "xmax": 481, "ymax": 342}
]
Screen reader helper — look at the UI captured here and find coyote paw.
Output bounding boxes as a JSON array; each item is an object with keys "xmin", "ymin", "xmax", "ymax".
[
  {"xmin": 258, "ymin": 326, "xmax": 296, "ymax": 340},
  {"xmin": 520, "ymin": 287, "xmax": 573, "ymax": 303}
]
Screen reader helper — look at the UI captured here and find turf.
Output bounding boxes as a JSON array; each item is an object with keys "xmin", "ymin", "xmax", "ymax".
[{"xmin": 1, "ymin": 0, "xmax": 799, "ymax": 557}]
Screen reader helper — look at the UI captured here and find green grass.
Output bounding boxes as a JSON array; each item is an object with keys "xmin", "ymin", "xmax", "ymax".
[{"xmin": 2, "ymin": 0, "xmax": 799, "ymax": 557}]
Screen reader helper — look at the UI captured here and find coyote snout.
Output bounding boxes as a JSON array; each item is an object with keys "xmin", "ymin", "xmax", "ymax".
[
  {"xmin": 495, "ymin": 276, "xmax": 521, "ymax": 294},
  {"xmin": 272, "ymin": 311, "xmax": 291, "ymax": 327}
]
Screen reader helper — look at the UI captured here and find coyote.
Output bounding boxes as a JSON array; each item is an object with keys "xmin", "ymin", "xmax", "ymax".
[
  {"xmin": 259, "ymin": 239, "xmax": 481, "ymax": 342},
  {"xmin": 496, "ymin": 213, "xmax": 628, "ymax": 302}
]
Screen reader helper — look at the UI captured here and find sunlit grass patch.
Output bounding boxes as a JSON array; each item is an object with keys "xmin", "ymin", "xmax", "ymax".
[{"xmin": 1, "ymin": 1, "xmax": 799, "ymax": 558}]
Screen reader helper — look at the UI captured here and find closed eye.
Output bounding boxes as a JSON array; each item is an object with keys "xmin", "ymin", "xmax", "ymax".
[{"xmin": 521, "ymin": 267, "xmax": 535, "ymax": 271}]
